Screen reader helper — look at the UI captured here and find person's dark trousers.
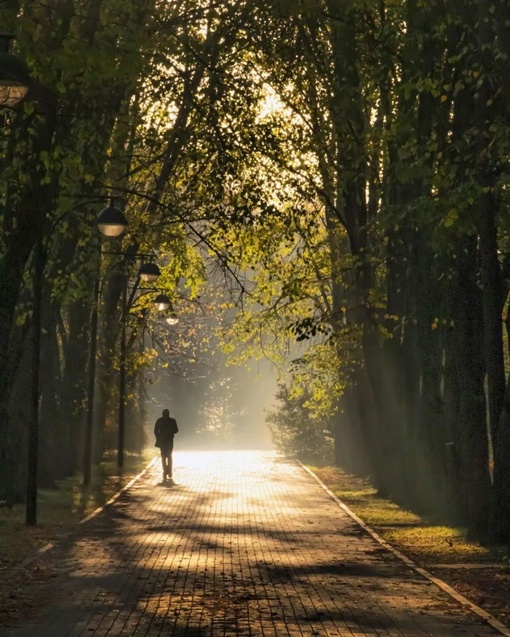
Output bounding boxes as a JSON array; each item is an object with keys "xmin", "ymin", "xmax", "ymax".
[{"xmin": 160, "ymin": 440, "xmax": 174, "ymax": 478}]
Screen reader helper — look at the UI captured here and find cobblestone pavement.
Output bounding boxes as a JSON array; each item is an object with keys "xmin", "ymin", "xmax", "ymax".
[{"xmin": 0, "ymin": 450, "xmax": 501, "ymax": 637}]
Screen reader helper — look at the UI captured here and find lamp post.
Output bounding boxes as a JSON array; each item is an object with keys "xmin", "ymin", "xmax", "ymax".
[
  {"xmin": 138, "ymin": 262, "xmax": 161, "ymax": 283},
  {"xmin": 96, "ymin": 200, "xmax": 129, "ymax": 238},
  {"xmin": 116, "ymin": 285, "xmax": 169, "ymax": 469},
  {"xmin": 26, "ymin": 236, "xmax": 44, "ymax": 525},
  {"xmin": 0, "ymin": 36, "xmax": 35, "ymax": 523},
  {"xmin": 165, "ymin": 310, "xmax": 179, "ymax": 326},
  {"xmin": 84, "ymin": 221, "xmax": 164, "ymax": 477},
  {"xmin": 25, "ymin": 198, "xmax": 129, "ymax": 523},
  {"xmin": 118, "ymin": 278, "xmax": 128, "ymax": 469},
  {"xmin": 154, "ymin": 293, "xmax": 171, "ymax": 311},
  {"xmin": 83, "ymin": 200, "xmax": 128, "ymax": 487}
]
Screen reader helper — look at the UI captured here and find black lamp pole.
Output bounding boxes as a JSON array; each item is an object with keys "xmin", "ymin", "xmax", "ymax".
[
  {"xmin": 0, "ymin": 36, "xmax": 37, "ymax": 524},
  {"xmin": 116, "ymin": 274, "xmax": 168, "ymax": 470},
  {"xmin": 118, "ymin": 276, "xmax": 128, "ymax": 470},
  {"xmin": 83, "ymin": 200, "xmax": 128, "ymax": 485},
  {"xmin": 84, "ymin": 256, "xmax": 160, "ymax": 479},
  {"xmin": 26, "ymin": 236, "xmax": 44, "ymax": 525},
  {"xmin": 83, "ymin": 275, "xmax": 100, "ymax": 487},
  {"xmin": 114, "ymin": 256, "xmax": 161, "ymax": 470},
  {"xmin": 27, "ymin": 202, "xmax": 123, "ymax": 510}
]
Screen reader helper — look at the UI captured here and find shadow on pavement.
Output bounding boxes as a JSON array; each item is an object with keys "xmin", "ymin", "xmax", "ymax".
[{"xmin": 0, "ymin": 455, "xmax": 493, "ymax": 637}]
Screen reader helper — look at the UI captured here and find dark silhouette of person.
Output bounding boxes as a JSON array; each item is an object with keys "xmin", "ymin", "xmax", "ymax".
[{"xmin": 154, "ymin": 409, "xmax": 179, "ymax": 481}]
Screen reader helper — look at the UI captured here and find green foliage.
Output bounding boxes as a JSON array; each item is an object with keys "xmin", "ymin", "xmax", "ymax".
[
  {"xmin": 267, "ymin": 384, "xmax": 334, "ymax": 464},
  {"xmin": 1, "ymin": 0, "xmax": 510, "ymax": 541}
]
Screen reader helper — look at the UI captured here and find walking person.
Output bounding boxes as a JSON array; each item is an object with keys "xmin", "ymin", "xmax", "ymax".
[{"xmin": 154, "ymin": 409, "xmax": 179, "ymax": 482}]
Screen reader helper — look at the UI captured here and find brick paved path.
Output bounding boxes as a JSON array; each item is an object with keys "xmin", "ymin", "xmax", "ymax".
[{"xmin": 0, "ymin": 450, "xmax": 501, "ymax": 636}]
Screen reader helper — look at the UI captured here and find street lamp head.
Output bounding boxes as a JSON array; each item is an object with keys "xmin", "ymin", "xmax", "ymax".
[
  {"xmin": 97, "ymin": 202, "xmax": 128, "ymax": 237},
  {"xmin": 153, "ymin": 293, "xmax": 171, "ymax": 311},
  {"xmin": 0, "ymin": 36, "xmax": 31, "ymax": 108},
  {"xmin": 139, "ymin": 262, "xmax": 161, "ymax": 283},
  {"xmin": 166, "ymin": 313, "xmax": 179, "ymax": 326}
]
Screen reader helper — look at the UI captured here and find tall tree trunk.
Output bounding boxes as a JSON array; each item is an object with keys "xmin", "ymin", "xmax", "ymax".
[
  {"xmin": 474, "ymin": 0, "xmax": 510, "ymax": 544},
  {"xmin": 452, "ymin": 237, "xmax": 492, "ymax": 540},
  {"xmin": 60, "ymin": 297, "xmax": 95, "ymax": 473},
  {"xmin": 39, "ymin": 300, "xmax": 64, "ymax": 487},
  {"xmin": 442, "ymin": 330, "xmax": 463, "ymax": 523},
  {"xmin": 93, "ymin": 270, "xmax": 126, "ymax": 459},
  {"xmin": 334, "ymin": 383, "xmax": 371, "ymax": 476}
]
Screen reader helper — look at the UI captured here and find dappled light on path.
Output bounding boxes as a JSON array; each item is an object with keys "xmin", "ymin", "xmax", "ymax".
[{"xmin": 1, "ymin": 451, "xmax": 501, "ymax": 636}]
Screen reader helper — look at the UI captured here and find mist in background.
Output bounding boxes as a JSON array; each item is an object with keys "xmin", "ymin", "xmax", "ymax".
[{"xmin": 145, "ymin": 356, "xmax": 278, "ymax": 451}]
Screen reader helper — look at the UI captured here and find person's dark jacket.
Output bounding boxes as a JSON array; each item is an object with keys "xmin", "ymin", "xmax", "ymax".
[{"xmin": 154, "ymin": 416, "xmax": 178, "ymax": 450}]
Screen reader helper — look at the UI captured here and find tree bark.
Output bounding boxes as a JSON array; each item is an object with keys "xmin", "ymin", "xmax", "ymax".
[{"xmin": 451, "ymin": 237, "xmax": 492, "ymax": 540}]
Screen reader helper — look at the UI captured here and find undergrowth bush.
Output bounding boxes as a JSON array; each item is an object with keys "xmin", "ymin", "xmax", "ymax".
[{"xmin": 266, "ymin": 384, "xmax": 334, "ymax": 464}]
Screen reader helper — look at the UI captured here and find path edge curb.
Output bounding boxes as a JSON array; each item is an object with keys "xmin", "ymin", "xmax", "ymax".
[
  {"xmin": 15, "ymin": 456, "xmax": 157, "ymax": 572},
  {"xmin": 300, "ymin": 462, "xmax": 510, "ymax": 637}
]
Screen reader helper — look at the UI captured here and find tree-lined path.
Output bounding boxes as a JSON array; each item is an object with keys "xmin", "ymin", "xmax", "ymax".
[{"xmin": 0, "ymin": 451, "xmax": 500, "ymax": 637}]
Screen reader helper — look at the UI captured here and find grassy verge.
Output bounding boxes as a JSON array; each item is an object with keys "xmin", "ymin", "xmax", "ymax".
[
  {"xmin": 0, "ymin": 450, "xmax": 155, "ymax": 571},
  {"xmin": 310, "ymin": 465, "xmax": 507, "ymax": 566}
]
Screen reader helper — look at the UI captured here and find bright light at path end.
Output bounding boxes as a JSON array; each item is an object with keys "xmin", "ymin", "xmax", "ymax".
[{"xmin": 174, "ymin": 449, "xmax": 277, "ymax": 475}]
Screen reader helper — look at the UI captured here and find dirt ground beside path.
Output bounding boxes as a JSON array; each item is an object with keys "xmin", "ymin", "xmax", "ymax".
[
  {"xmin": 0, "ymin": 556, "xmax": 58, "ymax": 627},
  {"xmin": 434, "ymin": 566, "xmax": 510, "ymax": 628}
]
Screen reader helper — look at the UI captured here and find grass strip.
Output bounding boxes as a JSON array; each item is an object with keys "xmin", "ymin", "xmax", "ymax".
[{"xmin": 310, "ymin": 465, "xmax": 506, "ymax": 565}]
